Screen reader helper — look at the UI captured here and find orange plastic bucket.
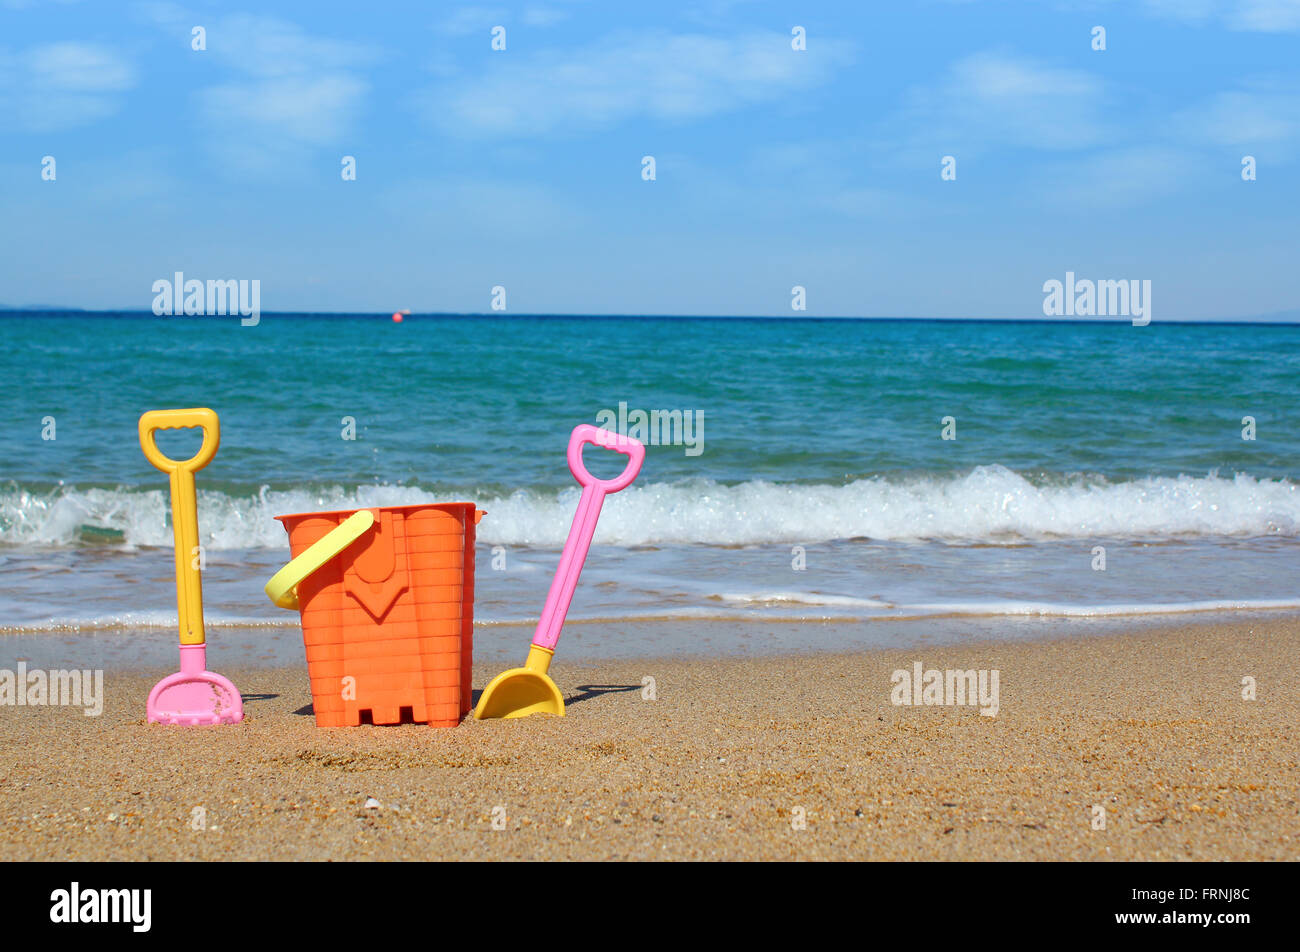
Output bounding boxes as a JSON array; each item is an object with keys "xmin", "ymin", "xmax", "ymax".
[{"xmin": 271, "ymin": 503, "xmax": 483, "ymax": 728}]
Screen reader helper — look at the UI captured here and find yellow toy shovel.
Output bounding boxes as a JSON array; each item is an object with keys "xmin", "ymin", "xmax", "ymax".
[
  {"xmin": 475, "ymin": 425, "xmax": 644, "ymax": 719},
  {"xmin": 140, "ymin": 408, "xmax": 243, "ymax": 725}
]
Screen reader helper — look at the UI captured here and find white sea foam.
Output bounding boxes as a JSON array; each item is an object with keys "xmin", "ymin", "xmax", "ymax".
[
  {"xmin": 716, "ymin": 592, "xmax": 894, "ymax": 609},
  {"xmin": 893, "ymin": 598, "xmax": 1300, "ymax": 618},
  {"xmin": 711, "ymin": 592, "xmax": 1300, "ymax": 618},
  {"xmin": 0, "ymin": 612, "xmax": 294, "ymax": 633},
  {"xmin": 2, "ymin": 466, "xmax": 1299, "ymax": 549}
]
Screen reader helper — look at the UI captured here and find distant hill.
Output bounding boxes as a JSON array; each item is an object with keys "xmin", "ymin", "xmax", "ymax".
[
  {"xmin": 0, "ymin": 304, "xmax": 88, "ymax": 312},
  {"xmin": 1243, "ymin": 309, "xmax": 1300, "ymax": 323}
]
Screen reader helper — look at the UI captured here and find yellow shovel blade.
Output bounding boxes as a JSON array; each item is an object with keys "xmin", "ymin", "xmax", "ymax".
[{"xmin": 474, "ymin": 645, "xmax": 565, "ymax": 719}]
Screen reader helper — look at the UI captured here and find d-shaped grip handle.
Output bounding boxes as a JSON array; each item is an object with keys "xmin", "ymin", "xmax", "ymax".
[
  {"xmin": 139, "ymin": 408, "xmax": 220, "ymax": 473},
  {"xmin": 567, "ymin": 424, "xmax": 644, "ymax": 493}
]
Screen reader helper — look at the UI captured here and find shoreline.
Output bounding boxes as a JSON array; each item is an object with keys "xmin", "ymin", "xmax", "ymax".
[
  {"xmin": 1, "ymin": 618, "xmax": 1296, "ymax": 860},
  {"xmin": 5, "ymin": 609, "xmax": 1300, "ymax": 670}
]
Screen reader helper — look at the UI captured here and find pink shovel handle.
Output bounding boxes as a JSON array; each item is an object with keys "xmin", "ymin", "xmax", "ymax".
[{"xmin": 533, "ymin": 425, "xmax": 644, "ymax": 652}]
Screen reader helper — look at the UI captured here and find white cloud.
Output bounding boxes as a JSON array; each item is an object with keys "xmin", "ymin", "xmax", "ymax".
[
  {"xmin": 436, "ymin": 6, "xmax": 507, "ymax": 36},
  {"xmin": 522, "ymin": 5, "xmax": 572, "ymax": 27},
  {"xmin": 1179, "ymin": 88, "xmax": 1300, "ymax": 145},
  {"xmin": 28, "ymin": 41, "xmax": 134, "ymax": 90},
  {"xmin": 1164, "ymin": 81, "xmax": 1300, "ymax": 167},
  {"xmin": 0, "ymin": 41, "xmax": 137, "ymax": 130},
  {"xmin": 1140, "ymin": 0, "xmax": 1300, "ymax": 31},
  {"xmin": 200, "ymin": 75, "xmax": 367, "ymax": 146},
  {"xmin": 1139, "ymin": 0, "xmax": 1220, "ymax": 23},
  {"xmin": 426, "ymin": 29, "xmax": 853, "ymax": 136},
  {"xmin": 879, "ymin": 46, "xmax": 1296, "ymax": 208},
  {"xmin": 143, "ymin": 11, "xmax": 378, "ymax": 171},
  {"xmin": 897, "ymin": 51, "xmax": 1107, "ymax": 153},
  {"xmin": 204, "ymin": 13, "xmax": 376, "ymax": 79},
  {"xmin": 1031, "ymin": 146, "xmax": 1201, "ymax": 208},
  {"xmin": 1227, "ymin": 0, "xmax": 1300, "ymax": 31},
  {"xmin": 0, "ymin": 0, "xmax": 85, "ymax": 9},
  {"xmin": 132, "ymin": 0, "xmax": 186, "ymax": 27}
]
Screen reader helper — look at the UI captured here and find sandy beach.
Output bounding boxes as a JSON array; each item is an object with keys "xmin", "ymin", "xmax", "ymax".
[{"xmin": 1, "ymin": 618, "xmax": 1296, "ymax": 861}]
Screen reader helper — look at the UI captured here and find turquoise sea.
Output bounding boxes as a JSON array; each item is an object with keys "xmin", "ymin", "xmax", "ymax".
[{"xmin": 3, "ymin": 312, "xmax": 1300, "ymax": 662}]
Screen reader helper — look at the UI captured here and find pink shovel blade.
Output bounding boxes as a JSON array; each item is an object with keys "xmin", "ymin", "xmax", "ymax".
[{"xmin": 147, "ymin": 644, "xmax": 244, "ymax": 725}]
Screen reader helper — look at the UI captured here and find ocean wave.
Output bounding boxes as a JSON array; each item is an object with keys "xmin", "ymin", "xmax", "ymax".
[
  {"xmin": 715, "ymin": 592, "xmax": 893, "ymax": 609},
  {"xmin": 2, "ymin": 466, "xmax": 1299, "ymax": 549}
]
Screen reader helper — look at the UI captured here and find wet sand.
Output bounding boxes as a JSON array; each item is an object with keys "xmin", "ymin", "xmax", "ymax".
[{"xmin": 1, "ymin": 619, "xmax": 1296, "ymax": 861}]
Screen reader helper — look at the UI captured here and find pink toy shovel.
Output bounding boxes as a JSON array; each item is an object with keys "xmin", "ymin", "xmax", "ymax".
[
  {"xmin": 140, "ymin": 409, "xmax": 243, "ymax": 725},
  {"xmin": 475, "ymin": 424, "xmax": 644, "ymax": 719}
]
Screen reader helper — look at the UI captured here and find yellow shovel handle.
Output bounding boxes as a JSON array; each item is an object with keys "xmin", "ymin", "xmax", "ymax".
[
  {"xmin": 265, "ymin": 509, "xmax": 376, "ymax": 610},
  {"xmin": 139, "ymin": 408, "xmax": 220, "ymax": 646}
]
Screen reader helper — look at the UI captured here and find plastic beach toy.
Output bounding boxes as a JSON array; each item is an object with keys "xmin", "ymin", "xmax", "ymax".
[
  {"xmin": 475, "ymin": 424, "xmax": 644, "ymax": 720},
  {"xmin": 265, "ymin": 503, "xmax": 484, "ymax": 727},
  {"xmin": 139, "ymin": 408, "xmax": 243, "ymax": 725}
]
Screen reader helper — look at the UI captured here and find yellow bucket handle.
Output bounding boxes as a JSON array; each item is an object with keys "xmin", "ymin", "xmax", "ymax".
[{"xmin": 264, "ymin": 509, "xmax": 376, "ymax": 611}]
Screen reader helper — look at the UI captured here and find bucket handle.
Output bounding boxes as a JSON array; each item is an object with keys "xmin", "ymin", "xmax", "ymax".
[{"xmin": 264, "ymin": 510, "xmax": 376, "ymax": 611}]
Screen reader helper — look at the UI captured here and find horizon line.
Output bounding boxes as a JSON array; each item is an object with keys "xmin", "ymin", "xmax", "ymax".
[{"xmin": 2, "ymin": 307, "xmax": 1299, "ymax": 326}]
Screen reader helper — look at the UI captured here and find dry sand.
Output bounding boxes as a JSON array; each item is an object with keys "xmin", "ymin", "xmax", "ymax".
[{"xmin": 1, "ymin": 619, "xmax": 1297, "ymax": 861}]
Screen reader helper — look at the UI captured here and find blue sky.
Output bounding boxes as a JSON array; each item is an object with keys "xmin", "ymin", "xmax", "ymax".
[{"xmin": 1, "ymin": 0, "xmax": 1298, "ymax": 318}]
